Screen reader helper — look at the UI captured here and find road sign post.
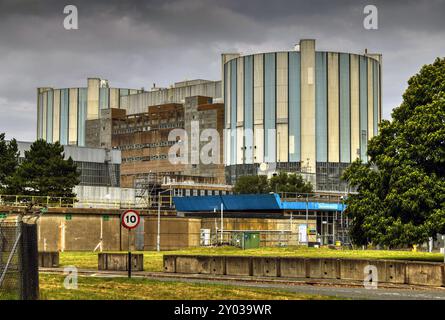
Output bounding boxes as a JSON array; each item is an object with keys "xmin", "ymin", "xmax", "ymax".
[{"xmin": 121, "ymin": 210, "xmax": 140, "ymax": 278}]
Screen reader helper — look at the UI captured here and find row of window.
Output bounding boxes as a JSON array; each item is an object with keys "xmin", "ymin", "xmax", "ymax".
[
  {"xmin": 122, "ymin": 154, "xmax": 170, "ymax": 163},
  {"xmin": 117, "ymin": 141, "xmax": 176, "ymax": 151}
]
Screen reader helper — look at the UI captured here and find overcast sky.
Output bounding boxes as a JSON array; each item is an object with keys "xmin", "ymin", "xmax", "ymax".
[{"xmin": 0, "ymin": 0, "xmax": 444, "ymax": 141}]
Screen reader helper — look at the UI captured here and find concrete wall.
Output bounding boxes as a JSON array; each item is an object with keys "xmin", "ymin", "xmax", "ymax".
[{"xmin": 165, "ymin": 255, "xmax": 445, "ymax": 287}]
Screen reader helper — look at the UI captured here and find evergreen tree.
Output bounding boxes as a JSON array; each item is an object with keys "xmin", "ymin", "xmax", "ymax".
[
  {"xmin": 0, "ymin": 133, "xmax": 19, "ymax": 193},
  {"xmin": 6, "ymin": 140, "xmax": 80, "ymax": 198}
]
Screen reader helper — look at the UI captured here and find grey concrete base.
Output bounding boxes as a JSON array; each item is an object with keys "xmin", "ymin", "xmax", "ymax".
[{"xmin": 164, "ymin": 255, "xmax": 445, "ymax": 287}]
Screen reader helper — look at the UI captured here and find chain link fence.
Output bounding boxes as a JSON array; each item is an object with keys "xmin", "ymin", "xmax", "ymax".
[{"xmin": 0, "ymin": 221, "xmax": 39, "ymax": 300}]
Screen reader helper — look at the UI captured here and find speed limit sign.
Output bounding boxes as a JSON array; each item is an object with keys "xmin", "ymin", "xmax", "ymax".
[{"xmin": 121, "ymin": 209, "xmax": 140, "ymax": 229}]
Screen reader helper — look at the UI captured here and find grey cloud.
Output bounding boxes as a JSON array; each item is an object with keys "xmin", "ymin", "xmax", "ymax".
[{"xmin": 0, "ymin": 0, "xmax": 444, "ymax": 140}]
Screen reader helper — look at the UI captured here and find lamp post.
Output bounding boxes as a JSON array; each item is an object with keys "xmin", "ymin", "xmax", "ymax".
[{"xmin": 157, "ymin": 188, "xmax": 171, "ymax": 252}]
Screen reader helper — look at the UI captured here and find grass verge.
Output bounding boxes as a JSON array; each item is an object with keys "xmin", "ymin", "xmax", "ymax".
[
  {"xmin": 39, "ymin": 273, "xmax": 334, "ymax": 300},
  {"xmin": 59, "ymin": 246, "xmax": 445, "ymax": 272}
]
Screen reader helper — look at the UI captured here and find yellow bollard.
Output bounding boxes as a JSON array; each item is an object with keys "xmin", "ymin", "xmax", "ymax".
[{"xmin": 412, "ymin": 244, "xmax": 417, "ymax": 252}]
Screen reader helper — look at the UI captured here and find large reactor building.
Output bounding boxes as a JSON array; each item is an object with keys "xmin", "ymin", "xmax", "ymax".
[{"xmin": 223, "ymin": 39, "xmax": 382, "ymax": 191}]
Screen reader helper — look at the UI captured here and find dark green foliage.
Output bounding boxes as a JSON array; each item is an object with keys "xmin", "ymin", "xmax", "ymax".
[
  {"xmin": 0, "ymin": 133, "xmax": 19, "ymax": 192},
  {"xmin": 5, "ymin": 139, "xmax": 80, "ymax": 198},
  {"xmin": 343, "ymin": 58, "xmax": 445, "ymax": 247},
  {"xmin": 234, "ymin": 172, "xmax": 313, "ymax": 194}
]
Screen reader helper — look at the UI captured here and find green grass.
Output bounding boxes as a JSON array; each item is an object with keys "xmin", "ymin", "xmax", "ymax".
[
  {"xmin": 39, "ymin": 273, "xmax": 333, "ymax": 300},
  {"xmin": 58, "ymin": 246, "xmax": 445, "ymax": 272}
]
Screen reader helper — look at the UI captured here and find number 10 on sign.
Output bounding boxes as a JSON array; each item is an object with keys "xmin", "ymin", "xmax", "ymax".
[{"xmin": 121, "ymin": 210, "xmax": 140, "ymax": 278}]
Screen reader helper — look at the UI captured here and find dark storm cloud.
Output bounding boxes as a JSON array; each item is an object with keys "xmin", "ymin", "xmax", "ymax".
[{"xmin": 0, "ymin": 0, "xmax": 444, "ymax": 140}]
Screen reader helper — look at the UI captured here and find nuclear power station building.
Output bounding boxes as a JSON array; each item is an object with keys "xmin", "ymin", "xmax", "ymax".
[
  {"xmin": 36, "ymin": 39, "xmax": 382, "ymax": 192},
  {"xmin": 223, "ymin": 39, "xmax": 382, "ymax": 190}
]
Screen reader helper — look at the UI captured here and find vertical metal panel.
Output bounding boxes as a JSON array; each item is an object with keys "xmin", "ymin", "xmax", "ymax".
[
  {"xmin": 87, "ymin": 78, "xmax": 100, "ymax": 120},
  {"xmin": 276, "ymin": 52, "xmax": 288, "ymax": 119},
  {"xmin": 276, "ymin": 52, "xmax": 288, "ymax": 163},
  {"xmin": 42, "ymin": 92, "xmax": 47, "ymax": 140},
  {"xmin": 359, "ymin": 56, "xmax": 368, "ymax": 163},
  {"xmin": 339, "ymin": 53, "xmax": 351, "ymax": 163},
  {"xmin": 46, "ymin": 90, "xmax": 54, "ymax": 143},
  {"xmin": 373, "ymin": 60, "xmax": 379, "ymax": 136},
  {"xmin": 230, "ymin": 59, "xmax": 237, "ymax": 165},
  {"xmin": 253, "ymin": 54, "xmax": 264, "ymax": 163},
  {"xmin": 53, "ymin": 90, "xmax": 60, "ymax": 143},
  {"xmin": 288, "ymin": 52, "xmax": 301, "ymax": 162},
  {"xmin": 277, "ymin": 123, "xmax": 288, "ymax": 162},
  {"xmin": 109, "ymin": 88, "xmax": 120, "ymax": 109},
  {"xmin": 254, "ymin": 125, "xmax": 264, "ymax": 163},
  {"xmin": 237, "ymin": 57, "xmax": 244, "ymax": 123},
  {"xmin": 78, "ymin": 88, "xmax": 87, "ymax": 147},
  {"xmin": 327, "ymin": 52, "xmax": 339, "ymax": 163},
  {"xmin": 236, "ymin": 57, "xmax": 244, "ymax": 164},
  {"xmin": 224, "ymin": 62, "xmax": 231, "ymax": 165},
  {"xmin": 69, "ymin": 88, "xmax": 78, "ymax": 145},
  {"xmin": 350, "ymin": 55, "xmax": 360, "ymax": 161},
  {"xmin": 264, "ymin": 53, "xmax": 276, "ymax": 163},
  {"xmin": 99, "ymin": 87, "xmax": 109, "ymax": 110},
  {"xmin": 37, "ymin": 92, "xmax": 42, "ymax": 139},
  {"xmin": 315, "ymin": 52, "xmax": 327, "ymax": 162},
  {"xmin": 236, "ymin": 127, "xmax": 244, "ymax": 164},
  {"xmin": 300, "ymin": 40, "xmax": 316, "ymax": 172},
  {"xmin": 60, "ymin": 89, "xmax": 69, "ymax": 145},
  {"xmin": 244, "ymin": 56, "xmax": 254, "ymax": 164},
  {"xmin": 367, "ymin": 58, "xmax": 374, "ymax": 141}
]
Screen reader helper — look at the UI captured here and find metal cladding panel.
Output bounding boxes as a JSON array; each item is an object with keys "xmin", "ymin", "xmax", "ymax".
[
  {"xmin": 173, "ymin": 194, "xmax": 282, "ymax": 212},
  {"xmin": 367, "ymin": 58, "xmax": 374, "ymax": 141},
  {"xmin": 42, "ymin": 91, "xmax": 47, "ymax": 140},
  {"xmin": 264, "ymin": 53, "xmax": 276, "ymax": 163},
  {"xmin": 173, "ymin": 194, "xmax": 347, "ymax": 212},
  {"xmin": 315, "ymin": 52, "xmax": 327, "ymax": 162},
  {"xmin": 69, "ymin": 88, "xmax": 78, "ymax": 145},
  {"xmin": 359, "ymin": 56, "xmax": 368, "ymax": 162},
  {"xmin": 174, "ymin": 196, "xmax": 225, "ymax": 212},
  {"xmin": 244, "ymin": 56, "xmax": 254, "ymax": 164},
  {"xmin": 373, "ymin": 60, "xmax": 379, "ymax": 136},
  {"xmin": 282, "ymin": 201, "xmax": 345, "ymax": 211},
  {"xmin": 230, "ymin": 59, "xmax": 237, "ymax": 165},
  {"xmin": 222, "ymin": 194, "xmax": 282, "ymax": 211},
  {"xmin": 350, "ymin": 55, "xmax": 360, "ymax": 161},
  {"xmin": 237, "ymin": 57, "xmax": 244, "ymax": 123},
  {"xmin": 46, "ymin": 90, "xmax": 53, "ymax": 143},
  {"xmin": 253, "ymin": 54, "xmax": 264, "ymax": 123},
  {"xmin": 339, "ymin": 53, "xmax": 351, "ymax": 163},
  {"xmin": 288, "ymin": 51, "xmax": 301, "ymax": 162},
  {"xmin": 327, "ymin": 52, "xmax": 339, "ymax": 163},
  {"xmin": 300, "ymin": 40, "xmax": 316, "ymax": 173},
  {"xmin": 53, "ymin": 90, "xmax": 60, "ymax": 143}
]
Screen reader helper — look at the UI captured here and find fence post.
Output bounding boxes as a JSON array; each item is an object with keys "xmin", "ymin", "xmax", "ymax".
[{"xmin": 20, "ymin": 223, "xmax": 39, "ymax": 300}]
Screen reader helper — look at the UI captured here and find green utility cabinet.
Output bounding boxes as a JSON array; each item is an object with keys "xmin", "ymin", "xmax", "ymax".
[{"xmin": 231, "ymin": 231, "xmax": 260, "ymax": 249}]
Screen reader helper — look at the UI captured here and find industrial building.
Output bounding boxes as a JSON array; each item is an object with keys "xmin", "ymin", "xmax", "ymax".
[
  {"xmin": 36, "ymin": 39, "xmax": 382, "ymax": 194},
  {"xmin": 223, "ymin": 39, "xmax": 382, "ymax": 191}
]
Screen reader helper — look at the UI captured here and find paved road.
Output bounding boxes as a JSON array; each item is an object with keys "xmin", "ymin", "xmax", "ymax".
[{"xmin": 42, "ymin": 268, "xmax": 445, "ymax": 300}]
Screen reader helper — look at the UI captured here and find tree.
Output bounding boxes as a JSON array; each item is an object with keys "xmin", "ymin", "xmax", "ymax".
[
  {"xmin": 269, "ymin": 172, "xmax": 313, "ymax": 194},
  {"xmin": 343, "ymin": 57, "xmax": 445, "ymax": 247},
  {"xmin": 234, "ymin": 172, "xmax": 313, "ymax": 194},
  {"xmin": 233, "ymin": 175, "xmax": 269, "ymax": 194},
  {"xmin": 0, "ymin": 133, "xmax": 19, "ymax": 192},
  {"xmin": 6, "ymin": 140, "xmax": 80, "ymax": 198}
]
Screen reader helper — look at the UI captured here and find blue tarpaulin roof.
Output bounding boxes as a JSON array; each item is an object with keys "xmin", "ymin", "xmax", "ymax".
[{"xmin": 173, "ymin": 194, "xmax": 346, "ymax": 212}]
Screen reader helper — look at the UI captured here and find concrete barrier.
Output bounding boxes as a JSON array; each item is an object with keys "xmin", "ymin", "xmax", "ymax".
[
  {"xmin": 98, "ymin": 253, "xmax": 143, "ymax": 271},
  {"xmin": 38, "ymin": 251, "xmax": 59, "ymax": 267},
  {"xmin": 164, "ymin": 254, "xmax": 445, "ymax": 287}
]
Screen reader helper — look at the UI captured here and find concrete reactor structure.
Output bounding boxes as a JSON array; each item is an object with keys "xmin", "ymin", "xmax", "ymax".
[{"xmin": 223, "ymin": 39, "xmax": 382, "ymax": 191}]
